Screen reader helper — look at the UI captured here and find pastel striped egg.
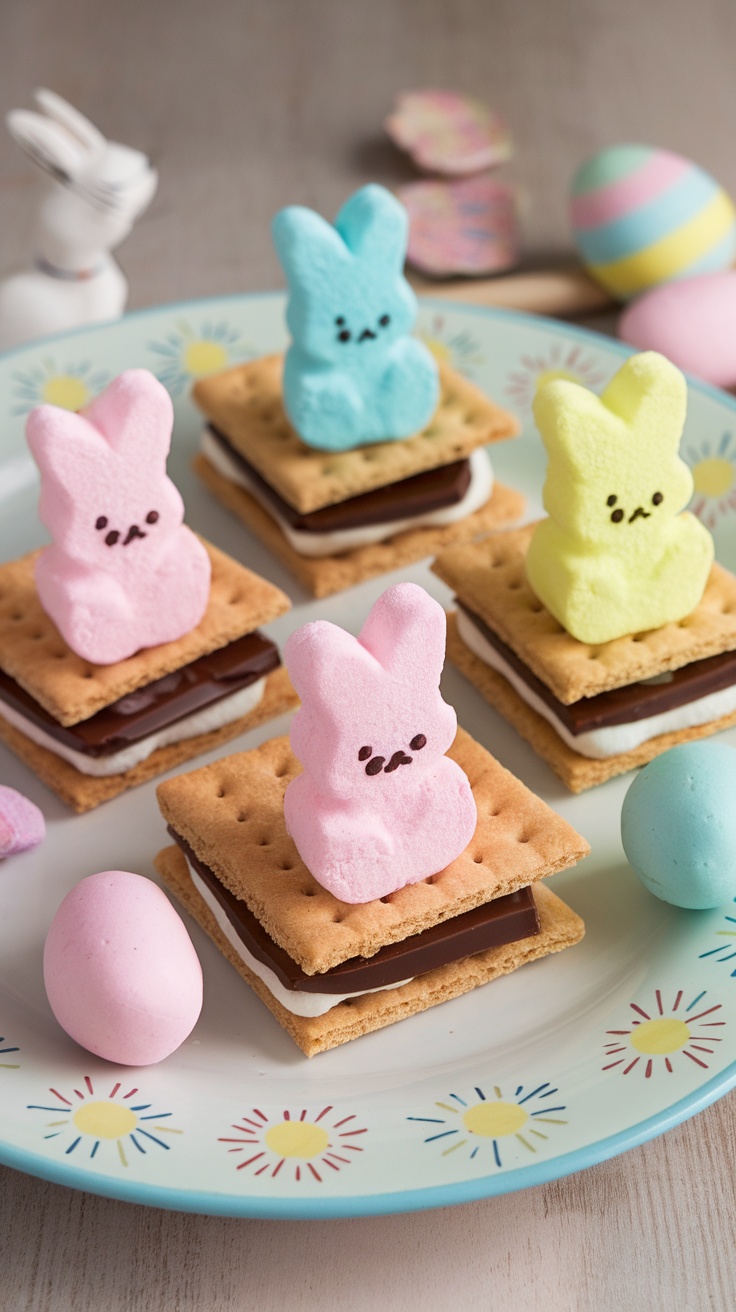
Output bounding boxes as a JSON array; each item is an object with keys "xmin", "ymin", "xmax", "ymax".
[{"xmin": 570, "ymin": 145, "xmax": 736, "ymax": 301}]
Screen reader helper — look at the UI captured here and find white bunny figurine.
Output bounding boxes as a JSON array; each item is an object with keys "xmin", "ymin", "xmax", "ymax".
[{"xmin": 0, "ymin": 89, "xmax": 158, "ymax": 351}]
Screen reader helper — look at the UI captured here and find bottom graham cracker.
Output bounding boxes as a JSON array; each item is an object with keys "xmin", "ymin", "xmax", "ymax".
[
  {"xmin": 0, "ymin": 665, "xmax": 297, "ymax": 813},
  {"xmin": 446, "ymin": 612, "xmax": 736, "ymax": 792},
  {"xmin": 194, "ymin": 453, "xmax": 525, "ymax": 599},
  {"xmin": 155, "ymin": 842, "xmax": 585, "ymax": 1058}
]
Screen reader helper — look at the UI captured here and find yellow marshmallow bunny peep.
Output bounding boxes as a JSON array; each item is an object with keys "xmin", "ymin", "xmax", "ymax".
[{"xmin": 526, "ymin": 351, "xmax": 713, "ymax": 644}]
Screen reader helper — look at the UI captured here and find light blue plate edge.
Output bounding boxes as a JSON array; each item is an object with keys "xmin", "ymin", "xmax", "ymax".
[{"xmin": 2, "ymin": 291, "xmax": 735, "ymax": 1218}]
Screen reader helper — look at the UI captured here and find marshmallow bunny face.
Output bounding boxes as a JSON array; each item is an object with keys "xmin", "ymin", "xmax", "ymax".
[
  {"xmin": 27, "ymin": 371, "xmax": 182, "ymax": 572},
  {"xmin": 286, "ymin": 583, "xmax": 457, "ymax": 801},
  {"xmin": 26, "ymin": 369, "xmax": 212, "ymax": 664},
  {"xmin": 273, "ymin": 185, "xmax": 416, "ymax": 366}
]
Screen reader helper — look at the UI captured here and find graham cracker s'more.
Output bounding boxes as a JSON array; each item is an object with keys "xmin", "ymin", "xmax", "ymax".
[
  {"xmin": 433, "ymin": 353, "xmax": 736, "ymax": 792},
  {"xmin": 155, "ymin": 585, "xmax": 587, "ymax": 1057},
  {"xmin": 0, "ymin": 370, "xmax": 297, "ymax": 812},
  {"xmin": 193, "ymin": 185, "xmax": 524, "ymax": 599}
]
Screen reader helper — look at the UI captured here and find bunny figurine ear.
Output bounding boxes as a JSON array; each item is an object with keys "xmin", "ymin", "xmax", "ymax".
[
  {"xmin": 6, "ymin": 108, "xmax": 86, "ymax": 180},
  {"xmin": 33, "ymin": 89, "xmax": 105, "ymax": 155},
  {"xmin": 335, "ymin": 184, "xmax": 409, "ymax": 270}
]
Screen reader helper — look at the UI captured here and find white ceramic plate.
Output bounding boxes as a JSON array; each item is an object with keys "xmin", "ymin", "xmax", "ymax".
[{"xmin": 1, "ymin": 295, "xmax": 735, "ymax": 1218}]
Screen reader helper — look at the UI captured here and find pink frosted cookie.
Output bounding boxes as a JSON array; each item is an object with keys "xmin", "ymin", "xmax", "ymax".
[
  {"xmin": 27, "ymin": 369, "xmax": 211, "ymax": 665},
  {"xmin": 44, "ymin": 870, "xmax": 203, "ymax": 1065},
  {"xmin": 283, "ymin": 582, "xmax": 478, "ymax": 903},
  {"xmin": 0, "ymin": 785, "xmax": 45, "ymax": 856}
]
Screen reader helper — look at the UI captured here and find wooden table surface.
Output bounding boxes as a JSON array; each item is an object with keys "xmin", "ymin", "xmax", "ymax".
[{"xmin": 2, "ymin": 1, "xmax": 736, "ymax": 1308}]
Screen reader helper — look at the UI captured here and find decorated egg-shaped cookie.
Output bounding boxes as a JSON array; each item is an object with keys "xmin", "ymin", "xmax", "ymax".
[{"xmin": 570, "ymin": 145, "xmax": 736, "ymax": 302}]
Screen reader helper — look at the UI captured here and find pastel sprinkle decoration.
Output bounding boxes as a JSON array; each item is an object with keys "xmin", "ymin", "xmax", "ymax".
[
  {"xmin": 0, "ymin": 786, "xmax": 45, "ymax": 857},
  {"xmin": 385, "ymin": 90, "xmax": 512, "ymax": 176},
  {"xmin": 283, "ymin": 582, "xmax": 477, "ymax": 904},
  {"xmin": 272, "ymin": 184, "xmax": 440, "ymax": 450},
  {"xmin": 526, "ymin": 351, "xmax": 714, "ymax": 644},
  {"xmin": 570, "ymin": 145, "xmax": 736, "ymax": 302},
  {"xmin": 26, "ymin": 369, "xmax": 211, "ymax": 665},
  {"xmin": 399, "ymin": 176, "xmax": 519, "ymax": 276}
]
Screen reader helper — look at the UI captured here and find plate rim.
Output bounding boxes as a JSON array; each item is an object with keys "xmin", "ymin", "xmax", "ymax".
[{"xmin": 2, "ymin": 291, "xmax": 735, "ymax": 1218}]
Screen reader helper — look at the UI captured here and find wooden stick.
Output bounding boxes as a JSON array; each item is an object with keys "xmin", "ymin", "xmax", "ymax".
[{"xmin": 412, "ymin": 265, "xmax": 615, "ymax": 319}]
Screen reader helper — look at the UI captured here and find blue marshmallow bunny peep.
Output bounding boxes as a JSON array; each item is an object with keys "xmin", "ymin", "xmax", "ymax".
[{"xmin": 272, "ymin": 184, "xmax": 440, "ymax": 451}]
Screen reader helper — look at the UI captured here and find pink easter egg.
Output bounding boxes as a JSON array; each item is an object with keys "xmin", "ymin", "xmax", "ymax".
[
  {"xmin": 44, "ymin": 870, "xmax": 203, "ymax": 1066},
  {"xmin": 619, "ymin": 272, "xmax": 736, "ymax": 387},
  {"xmin": 0, "ymin": 785, "xmax": 45, "ymax": 856},
  {"xmin": 399, "ymin": 176, "xmax": 519, "ymax": 276},
  {"xmin": 385, "ymin": 90, "xmax": 512, "ymax": 175}
]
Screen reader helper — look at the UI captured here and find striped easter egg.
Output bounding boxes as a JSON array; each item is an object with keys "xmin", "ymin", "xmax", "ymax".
[{"xmin": 570, "ymin": 145, "xmax": 736, "ymax": 301}]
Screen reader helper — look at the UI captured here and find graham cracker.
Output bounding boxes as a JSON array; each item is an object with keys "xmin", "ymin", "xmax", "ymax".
[
  {"xmin": 194, "ymin": 452, "xmax": 524, "ymax": 600},
  {"xmin": 0, "ymin": 539, "xmax": 291, "ymax": 727},
  {"xmin": 432, "ymin": 522, "xmax": 736, "ymax": 704},
  {"xmin": 192, "ymin": 354, "xmax": 520, "ymax": 514},
  {"xmin": 0, "ymin": 665, "xmax": 297, "ymax": 813},
  {"xmin": 446, "ymin": 612, "xmax": 736, "ymax": 792},
  {"xmin": 155, "ymin": 843, "xmax": 585, "ymax": 1057},
  {"xmin": 155, "ymin": 727, "xmax": 589, "ymax": 975}
]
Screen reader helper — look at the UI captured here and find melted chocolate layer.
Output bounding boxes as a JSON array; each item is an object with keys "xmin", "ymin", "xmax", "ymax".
[
  {"xmin": 171, "ymin": 828, "xmax": 541, "ymax": 993},
  {"xmin": 457, "ymin": 601, "xmax": 736, "ymax": 733},
  {"xmin": 0, "ymin": 632, "xmax": 280, "ymax": 757},
  {"xmin": 207, "ymin": 424, "xmax": 472, "ymax": 531}
]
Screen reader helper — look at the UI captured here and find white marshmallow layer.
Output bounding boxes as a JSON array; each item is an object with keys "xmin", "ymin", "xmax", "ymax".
[
  {"xmin": 200, "ymin": 428, "xmax": 494, "ymax": 557},
  {"xmin": 455, "ymin": 608, "xmax": 736, "ymax": 760},
  {"xmin": 0, "ymin": 678, "xmax": 267, "ymax": 777},
  {"xmin": 187, "ymin": 860, "xmax": 411, "ymax": 1018}
]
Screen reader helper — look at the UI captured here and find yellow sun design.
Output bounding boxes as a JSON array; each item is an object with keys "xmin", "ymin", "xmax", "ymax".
[
  {"xmin": 603, "ymin": 988, "xmax": 725, "ymax": 1078},
  {"xmin": 409, "ymin": 1081, "xmax": 567, "ymax": 1168},
  {"xmin": 687, "ymin": 431, "xmax": 736, "ymax": 529},
  {"xmin": 505, "ymin": 342, "xmax": 606, "ymax": 410},
  {"xmin": 149, "ymin": 319, "xmax": 253, "ymax": 395},
  {"xmin": 418, "ymin": 314, "xmax": 484, "ymax": 377},
  {"xmin": 219, "ymin": 1105, "xmax": 368, "ymax": 1182},
  {"xmin": 28, "ymin": 1076, "xmax": 182, "ymax": 1165},
  {"xmin": 11, "ymin": 359, "xmax": 109, "ymax": 415}
]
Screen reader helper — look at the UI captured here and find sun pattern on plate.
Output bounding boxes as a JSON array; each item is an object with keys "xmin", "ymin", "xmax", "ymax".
[
  {"xmin": 11, "ymin": 358, "xmax": 110, "ymax": 415},
  {"xmin": 148, "ymin": 319, "xmax": 253, "ymax": 394},
  {"xmin": 699, "ymin": 899, "xmax": 736, "ymax": 973},
  {"xmin": 407, "ymin": 1082, "xmax": 567, "ymax": 1169},
  {"xmin": 505, "ymin": 342, "xmax": 606, "ymax": 412},
  {"xmin": 0, "ymin": 1033, "xmax": 20, "ymax": 1069},
  {"xmin": 27, "ymin": 1076, "xmax": 182, "ymax": 1166},
  {"xmin": 218, "ymin": 1105, "xmax": 368, "ymax": 1183},
  {"xmin": 685, "ymin": 430, "xmax": 736, "ymax": 529},
  {"xmin": 602, "ymin": 988, "xmax": 725, "ymax": 1078},
  {"xmin": 418, "ymin": 314, "xmax": 484, "ymax": 378}
]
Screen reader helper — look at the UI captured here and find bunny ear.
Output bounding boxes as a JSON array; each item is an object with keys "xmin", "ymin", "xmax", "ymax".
[
  {"xmin": 34, "ymin": 88, "xmax": 105, "ymax": 154},
  {"xmin": 285, "ymin": 619, "xmax": 374, "ymax": 706},
  {"xmin": 601, "ymin": 351, "xmax": 686, "ymax": 449},
  {"xmin": 6, "ymin": 109, "xmax": 86, "ymax": 181},
  {"xmin": 272, "ymin": 205, "xmax": 349, "ymax": 289},
  {"xmin": 359, "ymin": 583, "xmax": 446, "ymax": 686},
  {"xmin": 335, "ymin": 185, "xmax": 408, "ymax": 270},
  {"xmin": 26, "ymin": 405, "xmax": 107, "ymax": 501},
  {"xmin": 83, "ymin": 370, "xmax": 173, "ymax": 466}
]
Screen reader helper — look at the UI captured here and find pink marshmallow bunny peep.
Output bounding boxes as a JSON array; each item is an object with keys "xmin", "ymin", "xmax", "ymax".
[
  {"xmin": 26, "ymin": 369, "xmax": 211, "ymax": 665},
  {"xmin": 284, "ymin": 582, "xmax": 477, "ymax": 903}
]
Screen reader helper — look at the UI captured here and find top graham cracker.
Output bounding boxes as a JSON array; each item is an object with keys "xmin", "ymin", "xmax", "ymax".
[
  {"xmin": 155, "ymin": 727, "xmax": 589, "ymax": 975},
  {"xmin": 192, "ymin": 354, "xmax": 519, "ymax": 514},
  {"xmin": 0, "ymin": 539, "xmax": 290, "ymax": 727},
  {"xmin": 432, "ymin": 522, "xmax": 736, "ymax": 705}
]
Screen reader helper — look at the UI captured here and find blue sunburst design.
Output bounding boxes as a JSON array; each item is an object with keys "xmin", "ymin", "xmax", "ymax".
[
  {"xmin": 407, "ymin": 1081, "xmax": 567, "ymax": 1168},
  {"xmin": 148, "ymin": 319, "xmax": 254, "ymax": 394},
  {"xmin": 0, "ymin": 1033, "xmax": 20, "ymax": 1069},
  {"xmin": 28, "ymin": 1075, "xmax": 182, "ymax": 1167},
  {"xmin": 10, "ymin": 359, "xmax": 110, "ymax": 415},
  {"xmin": 699, "ymin": 899, "xmax": 736, "ymax": 973}
]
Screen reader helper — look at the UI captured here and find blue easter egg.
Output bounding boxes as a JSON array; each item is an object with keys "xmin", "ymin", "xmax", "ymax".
[
  {"xmin": 621, "ymin": 742, "xmax": 736, "ymax": 909},
  {"xmin": 570, "ymin": 145, "xmax": 736, "ymax": 301}
]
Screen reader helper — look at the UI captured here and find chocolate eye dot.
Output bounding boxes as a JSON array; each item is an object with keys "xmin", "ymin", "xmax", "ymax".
[
  {"xmin": 337, "ymin": 329, "xmax": 351, "ymax": 342},
  {"xmin": 95, "ymin": 515, "xmax": 108, "ymax": 530},
  {"xmin": 410, "ymin": 734, "xmax": 427, "ymax": 751},
  {"xmin": 146, "ymin": 510, "xmax": 159, "ymax": 524},
  {"xmin": 606, "ymin": 495, "xmax": 617, "ymax": 507},
  {"xmin": 652, "ymin": 492, "xmax": 663, "ymax": 506},
  {"xmin": 105, "ymin": 529, "xmax": 120, "ymax": 546},
  {"xmin": 379, "ymin": 314, "xmax": 390, "ymax": 327},
  {"xmin": 335, "ymin": 316, "xmax": 345, "ymax": 326},
  {"xmin": 358, "ymin": 745, "xmax": 372, "ymax": 761},
  {"xmin": 611, "ymin": 508, "xmax": 624, "ymax": 524}
]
